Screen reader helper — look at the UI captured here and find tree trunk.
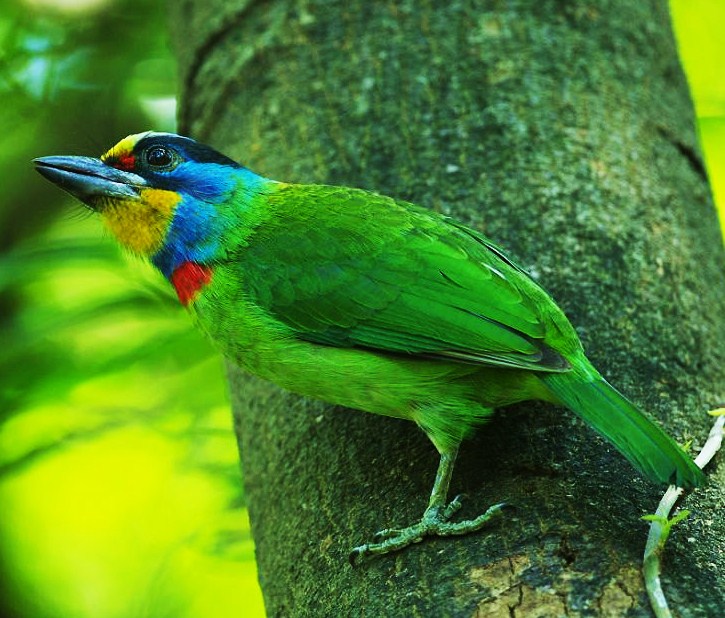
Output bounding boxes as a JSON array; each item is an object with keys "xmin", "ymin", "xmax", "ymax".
[{"xmin": 170, "ymin": 1, "xmax": 725, "ymax": 615}]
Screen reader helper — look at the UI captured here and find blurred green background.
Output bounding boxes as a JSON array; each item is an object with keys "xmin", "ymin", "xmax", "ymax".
[{"xmin": 0, "ymin": 1, "xmax": 722, "ymax": 617}]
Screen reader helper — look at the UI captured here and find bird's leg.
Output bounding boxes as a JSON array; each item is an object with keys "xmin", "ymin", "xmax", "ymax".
[{"xmin": 349, "ymin": 447, "xmax": 508, "ymax": 563}]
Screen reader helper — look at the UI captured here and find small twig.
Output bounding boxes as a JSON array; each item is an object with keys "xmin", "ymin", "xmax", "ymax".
[{"xmin": 642, "ymin": 409, "xmax": 724, "ymax": 618}]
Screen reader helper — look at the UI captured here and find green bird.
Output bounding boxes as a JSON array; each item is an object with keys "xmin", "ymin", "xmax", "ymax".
[{"xmin": 34, "ymin": 132, "xmax": 705, "ymax": 560}]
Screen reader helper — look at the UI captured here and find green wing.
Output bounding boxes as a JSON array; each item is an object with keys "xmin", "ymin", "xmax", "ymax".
[{"xmin": 232, "ymin": 184, "xmax": 571, "ymax": 372}]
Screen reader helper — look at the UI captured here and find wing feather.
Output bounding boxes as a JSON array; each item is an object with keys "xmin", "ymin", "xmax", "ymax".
[{"xmin": 231, "ymin": 185, "xmax": 569, "ymax": 372}]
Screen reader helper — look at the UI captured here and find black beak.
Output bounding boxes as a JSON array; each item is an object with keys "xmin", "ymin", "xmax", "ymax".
[{"xmin": 33, "ymin": 156, "xmax": 147, "ymax": 209}]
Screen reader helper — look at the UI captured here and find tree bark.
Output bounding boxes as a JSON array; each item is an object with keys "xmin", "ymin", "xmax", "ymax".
[{"xmin": 170, "ymin": 1, "xmax": 725, "ymax": 615}]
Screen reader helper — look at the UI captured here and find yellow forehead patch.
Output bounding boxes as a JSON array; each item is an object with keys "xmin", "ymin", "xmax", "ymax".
[
  {"xmin": 101, "ymin": 188, "xmax": 181, "ymax": 256},
  {"xmin": 100, "ymin": 131, "xmax": 153, "ymax": 162}
]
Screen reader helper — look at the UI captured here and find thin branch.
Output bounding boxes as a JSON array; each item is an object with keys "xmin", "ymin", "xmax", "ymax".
[{"xmin": 643, "ymin": 408, "xmax": 725, "ymax": 618}]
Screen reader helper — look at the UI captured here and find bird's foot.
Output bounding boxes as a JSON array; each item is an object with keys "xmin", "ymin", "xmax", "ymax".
[{"xmin": 349, "ymin": 497, "xmax": 509, "ymax": 565}]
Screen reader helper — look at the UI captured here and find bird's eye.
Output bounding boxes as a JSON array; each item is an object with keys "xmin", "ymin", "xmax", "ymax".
[{"xmin": 144, "ymin": 146, "xmax": 176, "ymax": 170}]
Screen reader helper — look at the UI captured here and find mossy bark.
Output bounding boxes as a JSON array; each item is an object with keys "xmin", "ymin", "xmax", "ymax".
[{"xmin": 170, "ymin": 1, "xmax": 725, "ymax": 615}]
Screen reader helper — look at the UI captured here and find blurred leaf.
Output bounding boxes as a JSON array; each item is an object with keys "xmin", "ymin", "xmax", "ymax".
[{"xmin": 0, "ymin": 3, "xmax": 263, "ymax": 616}]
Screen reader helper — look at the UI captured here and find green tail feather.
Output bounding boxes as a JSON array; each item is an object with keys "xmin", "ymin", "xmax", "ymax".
[{"xmin": 541, "ymin": 370, "xmax": 705, "ymax": 489}]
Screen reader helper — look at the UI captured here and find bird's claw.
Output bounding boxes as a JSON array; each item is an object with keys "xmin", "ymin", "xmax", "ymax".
[
  {"xmin": 443, "ymin": 494, "xmax": 464, "ymax": 519},
  {"xmin": 349, "ymin": 500, "xmax": 509, "ymax": 565},
  {"xmin": 372, "ymin": 527, "xmax": 403, "ymax": 541}
]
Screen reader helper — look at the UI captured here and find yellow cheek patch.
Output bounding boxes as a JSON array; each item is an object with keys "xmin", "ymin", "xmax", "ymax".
[{"xmin": 101, "ymin": 188, "xmax": 181, "ymax": 256}]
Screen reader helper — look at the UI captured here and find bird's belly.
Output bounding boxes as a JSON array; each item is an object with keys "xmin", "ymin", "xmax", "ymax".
[
  {"xmin": 189, "ymin": 295, "xmax": 426, "ymax": 418},
  {"xmin": 226, "ymin": 337, "xmax": 455, "ymax": 421}
]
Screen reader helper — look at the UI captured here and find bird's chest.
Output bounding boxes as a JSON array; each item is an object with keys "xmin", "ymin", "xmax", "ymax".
[
  {"xmin": 170, "ymin": 261, "xmax": 214, "ymax": 307},
  {"xmin": 181, "ymin": 262, "xmax": 289, "ymax": 363}
]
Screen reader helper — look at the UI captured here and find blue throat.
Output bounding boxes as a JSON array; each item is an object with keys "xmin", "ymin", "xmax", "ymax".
[{"xmin": 151, "ymin": 165, "xmax": 268, "ymax": 278}]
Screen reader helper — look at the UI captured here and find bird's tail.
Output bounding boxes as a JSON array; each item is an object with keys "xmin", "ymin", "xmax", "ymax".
[{"xmin": 540, "ymin": 364, "xmax": 705, "ymax": 489}]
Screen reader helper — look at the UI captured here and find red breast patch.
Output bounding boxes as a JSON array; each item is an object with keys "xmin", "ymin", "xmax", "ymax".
[{"xmin": 171, "ymin": 261, "xmax": 213, "ymax": 306}]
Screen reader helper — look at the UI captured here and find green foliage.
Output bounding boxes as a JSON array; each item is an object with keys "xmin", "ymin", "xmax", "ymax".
[
  {"xmin": 0, "ymin": 1, "xmax": 262, "ymax": 616},
  {"xmin": 671, "ymin": 0, "xmax": 725, "ymax": 237}
]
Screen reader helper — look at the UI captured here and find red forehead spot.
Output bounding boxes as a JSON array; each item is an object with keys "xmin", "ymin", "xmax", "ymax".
[
  {"xmin": 171, "ymin": 261, "xmax": 213, "ymax": 306},
  {"xmin": 110, "ymin": 154, "xmax": 136, "ymax": 170}
]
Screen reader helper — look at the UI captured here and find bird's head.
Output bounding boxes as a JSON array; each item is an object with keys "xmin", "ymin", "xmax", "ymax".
[{"xmin": 34, "ymin": 132, "xmax": 268, "ymax": 277}]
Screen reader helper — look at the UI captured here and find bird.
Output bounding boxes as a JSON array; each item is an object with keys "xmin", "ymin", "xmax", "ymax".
[{"xmin": 34, "ymin": 131, "xmax": 705, "ymax": 560}]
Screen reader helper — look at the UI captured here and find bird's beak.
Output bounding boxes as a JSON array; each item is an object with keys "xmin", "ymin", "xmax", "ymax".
[{"xmin": 33, "ymin": 156, "xmax": 147, "ymax": 210}]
